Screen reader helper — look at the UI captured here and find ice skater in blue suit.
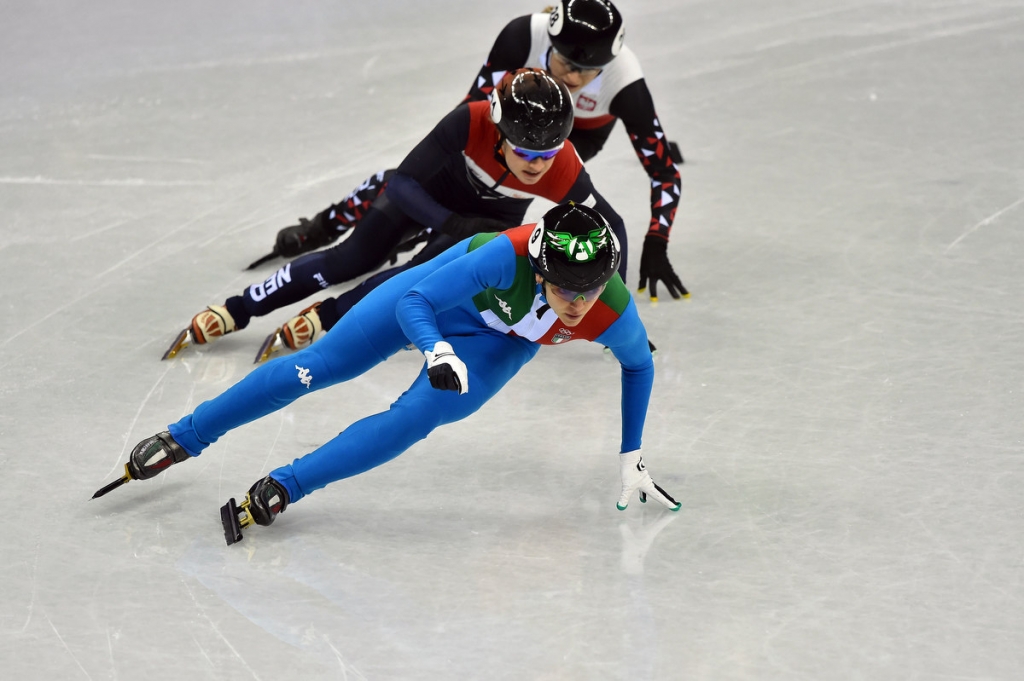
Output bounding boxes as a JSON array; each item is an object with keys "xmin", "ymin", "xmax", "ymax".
[{"xmin": 94, "ymin": 203, "xmax": 680, "ymax": 545}]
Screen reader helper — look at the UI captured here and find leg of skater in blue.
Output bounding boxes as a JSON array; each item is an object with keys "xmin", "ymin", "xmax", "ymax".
[
  {"xmin": 167, "ymin": 262, "xmax": 439, "ymax": 456},
  {"xmin": 270, "ymin": 330, "xmax": 538, "ymax": 503}
]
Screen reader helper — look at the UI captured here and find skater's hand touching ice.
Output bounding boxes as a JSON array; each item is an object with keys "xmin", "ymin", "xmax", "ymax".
[
  {"xmin": 424, "ymin": 341, "xmax": 469, "ymax": 394},
  {"xmin": 637, "ymin": 234, "xmax": 688, "ymax": 301},
  {"xmin": 617, "ymin": 450, "xmax": 680, "ymax": 511},
  {"xmin": 275, "ymin": 212, "xmax": 337, "ymax": 257}
]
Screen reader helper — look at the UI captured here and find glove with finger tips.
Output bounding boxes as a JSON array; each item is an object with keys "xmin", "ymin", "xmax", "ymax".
[
  {"xmin": 637, "ymin": 234, "xmax": 689, "ymax": 301},
  {"xmin": 275, "ymin": 210, "xmax": 340, "ymax": 258},
  {"xmin": 424, "ymin": 341, "xmax": 469, "ymax": 394},
  {"xmin": 617, "ymin": 450, "xmax": 680, "ymax": 511}
]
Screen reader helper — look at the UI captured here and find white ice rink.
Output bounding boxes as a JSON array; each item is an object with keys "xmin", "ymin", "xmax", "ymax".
[{"xmin": 2, "ymin": 1, "xmax": 1023, "ymax": 679}]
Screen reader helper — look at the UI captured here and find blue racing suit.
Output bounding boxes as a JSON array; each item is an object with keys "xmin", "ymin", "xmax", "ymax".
[{"xmin": 168, "ymin": 226, "xmax": 653, "ymax": 504}]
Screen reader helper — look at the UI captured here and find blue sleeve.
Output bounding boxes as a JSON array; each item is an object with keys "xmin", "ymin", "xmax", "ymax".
[
  {"xmin": 396, "ymin": 236, "xmax": 519, "ymax": 352},
  {"xmin": 595, "ymin": 299, "xmax": 654, "ymax": 452}
]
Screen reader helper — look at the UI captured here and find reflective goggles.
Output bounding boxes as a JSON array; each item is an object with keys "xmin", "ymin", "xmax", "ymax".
[
  {"xmin": 550, "ymin": 49, "xmax": 605, "ymax": 75},
  {"xmin": 510, "ymin": 143, "xmax": 563, "ymax": 162},
  {"xmin": 547, "ymin": 282, "xmax": 606, "ymax": 303}
]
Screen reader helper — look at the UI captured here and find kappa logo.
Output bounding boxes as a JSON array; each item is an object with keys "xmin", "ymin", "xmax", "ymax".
[
  {"xmin": 295, "ymin": 365, "xmax": 312, "ymax": 389},
  {"xmin": 495, "ymin": 294, "xmax": 513, "ymax": 319},
  {"xmin": 577, "ymin": 95, "xmax": 597, "ymax": 112}
]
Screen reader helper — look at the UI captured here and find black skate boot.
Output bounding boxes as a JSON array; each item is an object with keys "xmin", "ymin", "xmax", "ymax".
[
  {"xmin": 127, "ymin": 432, "xmax": 191, "ymax": 480},
  {"xmin": 220, "ymin": 476, "xmax": 290, "ymax": 545},
  {"xmin": 92, "ymin": 432, "xmax": 191, "ymax": 499}
]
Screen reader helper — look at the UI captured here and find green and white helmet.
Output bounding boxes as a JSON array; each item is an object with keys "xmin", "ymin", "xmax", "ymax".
[{"xmin": 528, "ymin": 202, "xmax": 620, "ymax": 292}]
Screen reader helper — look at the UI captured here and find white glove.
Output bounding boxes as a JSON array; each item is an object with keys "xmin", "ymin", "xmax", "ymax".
[
  {"xmin": 617, "ymin": 450, "xmax": 680, "ymax": 511},
  {"xmin": 424, "ymin": 341, "xmax": 469, "ymax": 394}
]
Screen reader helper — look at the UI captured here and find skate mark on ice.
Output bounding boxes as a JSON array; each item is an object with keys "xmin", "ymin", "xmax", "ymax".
[
  {"xmin": 102, "ymin": 362, "xmax": 177, "ymax": 480},
  {"xmin": 216, "ymin": 444, "xmax": 229, "ymax": 503},
  {"xmin": 945, "ymin": 195, "xmax": 1024, "ymax": 253},
  {"xmin": 181, "ymin": 579, "xmax": 264, "ymax": 680},
  {"xmin": 691, "ymin": 14, "xmax": 1024, "ymax": 107},
  {"xmin": 0, "ymin": 281, "xmax": 118, "ymax": 348},
  {"xmin": 258, "ymin": 417, "xmax": 288, "ymax": 478},
  {"xmin": 116, "ymin": 46, "xmax": 369, "ymax": 78},
  {"xmin": 19, "ymin": 543, "xmax": 40, "ymax": 634},
  {"xmin": 86, "ymin": 153, "xmax": 207, "ymax": 165},
  {"xmin": 188, "ymin": 631, "xmax": 218, "ymax": 671},
  {"xmin": 0, "ymin": 176, "xmax": 211, "ymax": 187},
  {"xmin": 46, "ymin": 613, "xmax": 95, "ymax": 680},
  {"xmin": 69, "ymin": 216, "xmax": 150, "ymax": 243},
  {"xmin": 773, "ymin": 14, "xmax": 1024, "ymax": 80},
  {"xmin": 106, "ymin": 628, "xmax": 117, "ymax": 675},
  {"xmin": 326, "ymin": 639, "xmax": 369, "ymax": 681}
]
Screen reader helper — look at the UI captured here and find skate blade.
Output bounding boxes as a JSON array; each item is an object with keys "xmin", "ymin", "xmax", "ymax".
[
  {"xmin": 220, "ymin": 498, "xmax": 245, "ymax": 545},
  {"xmin": 162, "ymin": 328, "xmax": 194, "ymax": 360},
  {"xmin": 91, "ymin": 464, "xmax": 133, "ymax": 499},
  {"xmin": 253, "ymin": 328, "xmax": 284, "ymax": 364},
  {"xmin": 245, "ymin": 249, "xmax": 279, "ymax": 271}
]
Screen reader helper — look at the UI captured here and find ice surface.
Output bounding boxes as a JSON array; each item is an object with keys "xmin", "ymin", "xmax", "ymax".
[{"xmin": 2, "ymin": 1, "xmax": 1023, "ymax": 679}]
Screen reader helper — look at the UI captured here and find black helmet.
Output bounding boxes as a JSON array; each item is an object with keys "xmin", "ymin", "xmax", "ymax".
[
  {"xmin": 489, "ymin": 68, "xmax": 574, "ymax": 151},
  {"xmin": 528, "ymin": 202, "xmax": 620, "ymax": 292},
  {"xmin": 547, "ymin": 0, "xmax": 625, "ymax": 68}
]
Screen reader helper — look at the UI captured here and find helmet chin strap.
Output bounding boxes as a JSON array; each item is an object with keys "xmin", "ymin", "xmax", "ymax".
[
  {"xmin": 489, "ymin": 135, "xmax": 513, "ymax": 188},
  {"xmin": 492, "ymin": 134, "xmax": 508, "ymax": 166}
]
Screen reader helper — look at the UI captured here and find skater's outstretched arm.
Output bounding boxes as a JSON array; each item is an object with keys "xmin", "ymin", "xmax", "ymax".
[
  {"xmin": 462, "ymin": 15, "xmax": 532, "ymax": 103},
  {"xmin": 595, "ymin": 297, "xmax": 654, "ymax": 454}
]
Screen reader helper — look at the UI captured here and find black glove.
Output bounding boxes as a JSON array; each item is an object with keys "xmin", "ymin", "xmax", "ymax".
[
  {"xmin": 424, "ymin": 342, "xmax": 469, "ymax": 394},
  {"xmin": 638, "ymin": 234, "xmax": 689, "ymax": 301},
  {"xmin": 438, "ymin": 214, "xmax": 509, "ymax": 241},
  {"xmin": 385, "ymin": 230, "xmax": 430, "ymax": 265},
  {"xmin": 274, "ymin": 210, "xmax": 340, "ymax": 258},
  {"xmin": 668, "ymin": 140, "xmax": 684, "ymax": 164}
]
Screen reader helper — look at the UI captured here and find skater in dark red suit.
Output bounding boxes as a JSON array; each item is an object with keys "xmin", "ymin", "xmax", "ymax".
[
  {"xmin": 164, "ymin": 69, "xmax": 633, "ymax": 362},
  {"xmin": 257, "ymin": 0, "xmax": 686, "ymax": 304}
]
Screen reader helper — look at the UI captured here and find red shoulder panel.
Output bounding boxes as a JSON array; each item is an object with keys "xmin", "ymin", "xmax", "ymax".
[
  {"xmin": 465, "ymin": 102, "xmax": 584, "ymax": 203},
  {"xmin": 502, "ymin": 223, "xmax": 538, "ymax": 256}
]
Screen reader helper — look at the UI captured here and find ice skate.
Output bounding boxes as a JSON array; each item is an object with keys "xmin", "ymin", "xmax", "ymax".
[
  {"xmin": 253, "ymin": 301, "xmax": 322, "ymax": 364},
  {"xmin": 92, "ymin": 431, "xmax": 190, "ymax": 498},
  {"xmin": 220, "ymin": 476, "xmax": 290, "ymax": 545},
  {"xmin": 162, "ymin": 304, "xmax": 237, "ymax": 360},
  {"xmin": 246, "ymin": 205, "xmax": 354, "ymax": 270}
]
